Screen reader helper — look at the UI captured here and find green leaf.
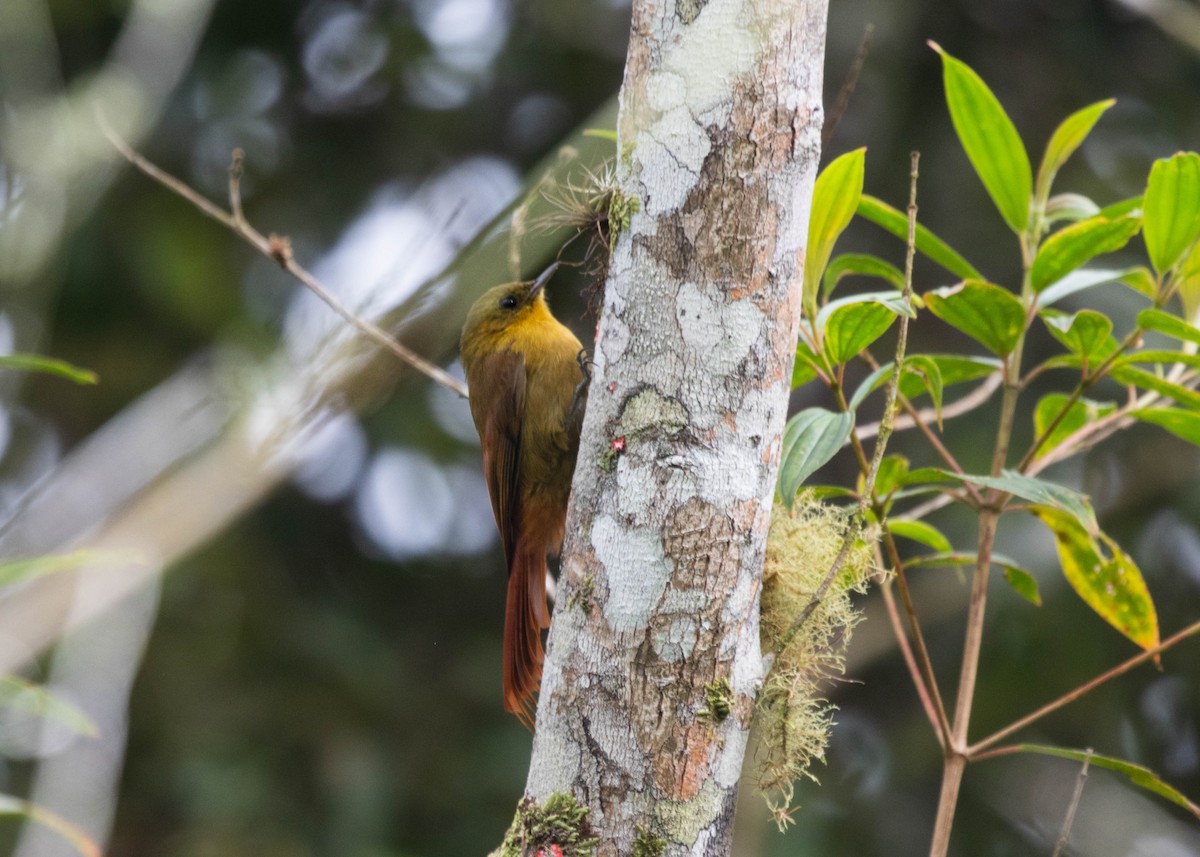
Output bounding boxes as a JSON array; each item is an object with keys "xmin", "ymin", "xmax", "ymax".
[
  {"xmin": 1036, "ymin": 267, "xmax": 1134, "ymax": 307},
  {"xmin": 0, "ymin": 354, "xmax": 97, "ymax": 385},
  {"xmin": 816, "ymin": 290, "xmax": 915, "ymax": 329},
  {"xmin": 0, "ymin": 676, "xmax": 98, "ymax": 737},
  {"xmin": 873, "ymin": 454, "xmax": 910, "ymax": 496},
  {"xmin": 1011, "ymin": 746, "xmax": 1200, "ymax": 819},
  {"xmin": 582, "ymin": 128, "xmax": 618, "ymax": 141},
  {"xmin": 1176, "ymin": 240, "xmax": 1200, "ymax": 323},
  {"xmin": 888, "ymin": 519, "xmax": 952, "ymax": 553},
  {"xmin": 848, "ymin": 363, "xmax": 894, "ymax": 411},
  {"xmin": 1030, "ymin": 214, "xmax": 1141, "ymax": 292},
  {"xmin": 856, "ymin": 194, "xmax": 983, "ymax": 280},
  {"xmin": 1143, "ymin": 151, "xmax": 1200, "ymax": 275},
  {"xmin": 947, "ymin": 470, "xmax": 1097, "ymax": 532},
  {"xmin": 1033, "ymin": 393, "xmax": 1116, "ymax": 457},
  {"xmin": 822, "ymin": 253, "xmax": 905, "ymax": 300},
  {"xmin": 1002, "ymin": 564, "xmax": 1042, "ymax": 606},
  {"xmin": 897, "ymin": 354, "xmax": 1000, "ymax": 399},
  {"xmin": 0, "ymin": 795, "xmax": 101, "ymax": 857},
  {"xmin": 791, "ymin": 340, "xmax": 822, "ymax": 389},
  {"xmin": 1040, "ymin": 309, "xmax": 1117, "ymax": 362},
  {"xmin": 902, "ymin": 355, "xmax": 945, "ymax": 426},
  {"xmin": 1118, "ymin": 350, "xmax": 1200, "ymax": 371},
  {"xmin": 1043, "ymin": 193, "xmax": 1101, "ymax": 226},
  {"xmin": 1099, "ymin": 195, "xmax": 1145, "ymax": 219},
  {"xmin": 1035, "ymin": 99, "xmax": 1116, "ymax": 203},
  {"xmin": 1132, "ymin": 408, "xmax": 1200, "ymax": 445},
  {"xmin": 805, "ymin": 149, "xmax": 866, "ymax": 320},
  {"xmin": 825, "ymin": 302, "xmax": 897, "ymax": 365},
  {"xmin": 0, "ymin": 550, "xmax": 127, "ymax": 587},
  {"xmin": 932, "ymin": 42, "xmax": 1032, "ymax": 233},
  {"xmin": 924, "ymin": 280, "xmax": 1026, "ymax": 356},
  {"xmin": 1112, "ymin": 364, "xmax": 1200, "ymax": 410},
  {"xmin": 778, "ymin": 408, "xmax": 854, "ymax": 502},
  {"xmin": 1137, "ymin": 308, "xmax": 1200, "ymax": 346},
  {"xmin": 1031, "ymin": 506, "xmax": 1159, "ymax": 650},
  {"xmin": 1120, "ymin": 266, "xmax": 1160, "ymax": 300}
]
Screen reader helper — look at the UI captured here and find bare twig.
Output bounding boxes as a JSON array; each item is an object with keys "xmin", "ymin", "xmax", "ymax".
[
  {"xmin": 881, "ymin": 526, "xmax": 953, "ymax": 747},
  {"xmin": 855, "ymin": 372, "xmax": 1002, "ymax": 442},
  {"xmin": 967, "ymin": 618, "xmax": 1200, "ymax": 758},
  {"xmin": 1051, "ymin": 749, "xmax": 1092, "ymax": 857},
  {"xmin": 98, "ymin": 111, "xmax": 470, "ymax": 399},
  {"xmin": 823, "ymin": 24, "xmax": 874, "ymax": 148},
  {"xmin": 879, "ymin": 578, "xmax": 944, "ymax": 743},
  {"xmin": 781, "ymin": 152, "xmax": 921, "ymax": 649}
]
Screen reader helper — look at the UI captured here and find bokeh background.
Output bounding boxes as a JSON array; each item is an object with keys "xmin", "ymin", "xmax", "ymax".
[{"xmin": 1, "ymin": 0, "xmax": 1199, "ymax": 855}]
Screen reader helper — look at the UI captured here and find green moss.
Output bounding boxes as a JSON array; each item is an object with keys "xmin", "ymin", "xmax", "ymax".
[
  {"xmin": 619, "ymin": 389, "xmax": 687, "ymax": 438},
  {"xmin": 494, "ymin": 792, "xmax": 598, "ymax": 857},
  {"xmin": 699, "ymin": 677, "xmax": 732, "ymax": 722},
  {"xmin": 597, "ymin": 445, "xmax": 621, "ymax": 473},
  {"xmin": 607, "ymin": 189, "xmax": 640, "ymax": 249},
  {"xmin": 566, "ymin": 574, "xmax": 595, "ymax": 613},
  {"xmin": 632, "ymin": 824, "xmax": 666, "ymax": 857}
]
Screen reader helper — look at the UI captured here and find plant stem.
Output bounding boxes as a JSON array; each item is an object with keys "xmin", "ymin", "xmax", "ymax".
[{"xmin": 928, "ymin": 230, "xmax": 1032, "ymax": 857}]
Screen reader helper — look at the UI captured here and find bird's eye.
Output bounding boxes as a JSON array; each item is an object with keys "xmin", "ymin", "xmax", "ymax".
[{"xmin": 499, "ymin": 295, "xmax": 518, "ymax": 310}]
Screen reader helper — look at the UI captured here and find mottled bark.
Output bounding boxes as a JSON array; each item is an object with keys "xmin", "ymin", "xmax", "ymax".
[{"xmin": 524, "ymin": 0, "xmax": 828, "ymax": 853}]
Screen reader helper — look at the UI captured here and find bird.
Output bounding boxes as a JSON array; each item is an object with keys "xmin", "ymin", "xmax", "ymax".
[{"xmin": 460, "ymin": 263, "xmax": 586, "ymax": 728}]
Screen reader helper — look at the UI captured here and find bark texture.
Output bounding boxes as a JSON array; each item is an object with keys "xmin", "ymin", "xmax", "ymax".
[{"xmin": 524, "ymin": 0, "xmax": 828, "ymax": 853}]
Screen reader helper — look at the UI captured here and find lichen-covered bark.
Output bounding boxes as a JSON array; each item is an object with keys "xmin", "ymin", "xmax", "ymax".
[{"xmin": 524, "ymin": 0, "xmax": 827, "ymax": 853}]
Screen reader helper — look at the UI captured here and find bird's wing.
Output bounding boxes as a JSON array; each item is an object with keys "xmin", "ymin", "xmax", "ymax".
[{"xmin": 474, "ymin": 349, "xmax": 526, "ymax": 571}]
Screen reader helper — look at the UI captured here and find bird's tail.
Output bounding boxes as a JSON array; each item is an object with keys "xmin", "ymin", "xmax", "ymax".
[{"xmin": 503, "ymin": 538, "xmax": 550, "ymax": 730}]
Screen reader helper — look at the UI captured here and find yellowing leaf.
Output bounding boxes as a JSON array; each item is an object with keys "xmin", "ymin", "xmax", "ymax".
[{"xmin": 1031, "ymin": 507, "xmax": 1159, "ymax": 651}]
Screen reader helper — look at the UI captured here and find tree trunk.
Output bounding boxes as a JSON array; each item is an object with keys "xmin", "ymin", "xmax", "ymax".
[{"xmin": 525, "ymin": 0, "xmax": 829, "ymax": 852}]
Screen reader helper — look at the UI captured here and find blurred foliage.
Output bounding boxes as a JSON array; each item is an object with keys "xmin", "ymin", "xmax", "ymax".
[{"xmin": 2, "ymin": 0, "xmax": 1200, "ymax": 856}]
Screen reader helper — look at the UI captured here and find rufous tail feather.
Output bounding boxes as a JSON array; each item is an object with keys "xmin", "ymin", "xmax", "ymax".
[{"xmin": 502, "ymin": 539, "xmax": 548, "ymax": 730}]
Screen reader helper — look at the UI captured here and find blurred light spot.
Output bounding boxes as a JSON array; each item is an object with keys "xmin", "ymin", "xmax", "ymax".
[
  {"xmin": 188, "ymin": 49, "xmax": 286, "ymax": 195},
  {"xmin": 1083, "ymin": 99, "xmax": 1177, "ymax": 195},
  {"xmin": 1129, "ymin": 836, "xmax": 1197, "ymax": 857},
  {"xmin": 428, "ymin": 361, "xmax": 478, "ymax": 444},
  {"xmin": 505, "ymin": 93, "xmax": 571, "ymax": 155},
  {"xmin": 192, "ymin": 49, "xmax": 284, "ymax": 120},
  {"xmin": 284, "ymin": 157, "xmax": 518, "ymax": 356},
  {"xmin": 1137, "ymin": 510, "xmax": 1200, "ymax": 589},
  {"xmin": 0, "ymin": 313, "xmax": 14, "ymax": 353},
  {"xmin": 1140, "ymin": 677, "xmax": 1199, "ymax": 778},
  {"xmin": 442, "ymin": 464, "xmax": 499, "ymax": 558},
  {"xmin": 355, "ymin": 449, "xmax": 495, "ymax": 559},
  {"xmin": 0, "ymin": 682, "xmax": 83, "ymax": 760},
  {"xmin": 190, "ymin": 116, "xmax": 283, "ymax": 196},
  {"xmin": 0, "ymin": 407, "xmax": 61, "ymax": 524},
  {"xmin": 828, "ymin": 709, "xmax": 889, "ymax": 798},
  {"xmin": 302, "ymin": 6, "xmax": 389, "ymax": 111},
  {"xmin": 292, "ymin": 411, "xmax": 369, "ymax": 502},
  {"xmin": 404, "ymin": 57, "xmax": 474, "ymax": 110},
  {"xmin": 413, "ymin": 0, "xmax": 508, "ymax": 70}
]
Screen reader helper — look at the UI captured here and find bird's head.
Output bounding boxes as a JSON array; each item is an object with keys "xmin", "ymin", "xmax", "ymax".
[{"xmin": 461, "ymin": 263, "xmax": 558, "ymax": 344}]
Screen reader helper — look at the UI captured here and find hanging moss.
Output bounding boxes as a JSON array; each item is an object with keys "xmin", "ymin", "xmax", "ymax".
[{"xmin": 754, "ymin": 493, "xmax": 876, "ymax": 829}]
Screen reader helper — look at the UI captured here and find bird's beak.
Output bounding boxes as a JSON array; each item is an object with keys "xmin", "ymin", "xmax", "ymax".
[{"xmin": 527, "ymin": 262, "xmax": 559, "ymax": 299}]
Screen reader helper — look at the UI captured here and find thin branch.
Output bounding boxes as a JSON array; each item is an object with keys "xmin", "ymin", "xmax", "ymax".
[
  {"xmin": 1051, "ymin": 749, "xmax": 1092, "ymax": 857},
  {"xmin": 967, "ymin": 618, "xmax": 1200, "ymax": 758},
  {"xmin": 881, "ymin": 526, "xmax": 953, "ymax": 747},
  {"xmin": 781, "ymin": 152, "xmax": 922, "ymax": 648},
  {"xmin": 879, "ymin": 578, "xmax": 944, "ymax": 746},
  {"xmin": 856, "ymin": 373, "xmax": 1002, "ymax": 441},
  {"xmin": 98, "ymin": 111, "xmax": 470, "ymax": 399},
  {"xmin": 823, "ymin": 23, "xmax": 874, "ymax": 148}
]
